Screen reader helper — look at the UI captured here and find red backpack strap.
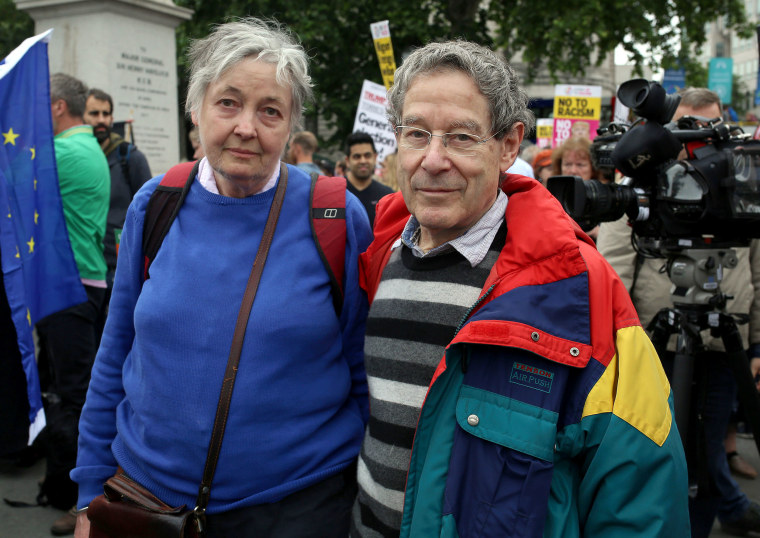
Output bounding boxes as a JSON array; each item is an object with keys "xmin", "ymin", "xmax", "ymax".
[
  {"xmin": 142, "ymin": 161, "xmax": 198, "ymax": 281},
  {"xmin": 309, "ymin": 173, "xmax": 347, "ymax": 315}
]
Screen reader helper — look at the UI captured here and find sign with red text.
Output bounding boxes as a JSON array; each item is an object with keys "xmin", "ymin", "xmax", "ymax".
[
  {"xmin": 536, "ymin": 119, "xmax": 553, "ymax": 148},
  {"xmin": 352, "ymin": 79, "xmax": 396, "ymax": 164},
  {"xmin": 552, "ymin": 84, "xmax": 601, "ymax": 147}
]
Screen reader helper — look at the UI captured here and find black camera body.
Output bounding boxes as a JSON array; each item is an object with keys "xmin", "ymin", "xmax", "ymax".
[{"xmin": 547, "ymin": 79, "xmax": 760, "ymax": 245}]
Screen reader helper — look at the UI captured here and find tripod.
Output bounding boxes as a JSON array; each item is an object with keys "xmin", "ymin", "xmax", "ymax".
[{"xmin": 647, "ymin": 246, "xmax": 760, "ymax": 495}]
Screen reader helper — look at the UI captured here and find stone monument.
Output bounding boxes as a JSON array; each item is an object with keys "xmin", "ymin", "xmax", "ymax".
[{"xmin": 15, "ymin": 0, "xmax": 193, "ymax": 174}]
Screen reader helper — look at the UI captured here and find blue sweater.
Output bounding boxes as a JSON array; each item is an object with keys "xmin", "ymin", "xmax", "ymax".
[{"xmin": 72, "ymin": 164, "xmax": 372, "ymax": 513}]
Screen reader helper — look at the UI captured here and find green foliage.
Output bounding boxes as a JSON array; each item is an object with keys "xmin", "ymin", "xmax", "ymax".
[
  {"xmin": 490, "ymin": 0, "xmax": 751, "ymax": 82},
  {"xmin": 173, "ymin": 0, "xmax": 492, "ymax": 150},
  {"xmin": 683, "ymin": 59, "xmax": 709, "ymax": 88},
  {"xmin": 4, "ymin": 0, "xmax": 751, "ymax": 151},
  {"xmin": 0, "ymin": 0, "xmax": 34, "ymax": 61},
  {"xmin": 174, "ymin": 0, "xmax": 752, "ymax": 151}
]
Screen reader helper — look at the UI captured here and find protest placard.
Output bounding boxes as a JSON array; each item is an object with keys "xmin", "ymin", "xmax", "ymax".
[
  {"xmin": 352, "ymin": 79, "xmax": 396, "ymax": 164},
  {"xmin": 552, "ymin": 84, "xmax": 601, "ymax": 147},
  {"xmin": 370, "ymin": 20, "xmax": 396, "ymax": 90},
  {"xmin": 536, "ymin": 119, "xmax": 553, "ymax": 148}
]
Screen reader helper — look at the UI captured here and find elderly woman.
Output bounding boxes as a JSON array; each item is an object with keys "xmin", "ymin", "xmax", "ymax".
[
  {"xmin": 551, "ymin": 136, "xmax": 603, "ymax": 239},
  {"xmin": 72, "ymin": 18, "xmax": 371, "ymax": 537},
  {"xmin": 551, "ymin": 135, "xmax": 599, "ymax": 181}
]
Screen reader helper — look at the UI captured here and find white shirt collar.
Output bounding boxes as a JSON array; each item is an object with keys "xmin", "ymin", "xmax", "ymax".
[
  {"xmin": 197, "ymin": 158, "xmax": 279, "ymax": 195},
  {"xmin": 394, "ymin": 190, "xmax": 507, "ymax": 267}
]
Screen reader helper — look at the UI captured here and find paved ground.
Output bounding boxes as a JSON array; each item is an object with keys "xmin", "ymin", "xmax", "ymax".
[
  {"xmin": 711, "ymin": 433, "xmax": 760, "ymax": 537},
  {"xmin": 2, "ymin": 436, "xmax": 760, "ymax": 537},
  {"xmin": 0, "ymin": 456, "xmax": 63, "ymax": 538}
]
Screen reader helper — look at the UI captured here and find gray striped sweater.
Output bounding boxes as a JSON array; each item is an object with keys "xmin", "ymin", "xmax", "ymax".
[{"xmin": 351, "ymin": 228, "xmax": 504, "ymax": 537}]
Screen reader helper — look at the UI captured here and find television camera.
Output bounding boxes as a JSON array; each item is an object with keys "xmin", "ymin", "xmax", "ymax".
[
  {"xmin": 548, "ymin": 80, "xmax": 760, "ymax": 473},
  {"xmin": 547, "ymin": 79, "xmax": 760, "ymax": 248}
]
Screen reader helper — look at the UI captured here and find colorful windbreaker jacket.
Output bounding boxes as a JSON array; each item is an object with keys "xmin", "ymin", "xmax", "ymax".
[{"xmin": 359, "ymin": 175, "xmax": 690, "ymax": 537}]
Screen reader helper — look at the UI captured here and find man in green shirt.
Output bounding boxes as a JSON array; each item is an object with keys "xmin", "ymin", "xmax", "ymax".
[{"xmin": 37, "ymin": 72, "xmax": 109, "ymax": 536}]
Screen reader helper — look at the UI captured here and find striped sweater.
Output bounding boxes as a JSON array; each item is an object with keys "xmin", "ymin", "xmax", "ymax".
[{"xmin": 351, "ymin": 226, "xmax": 505, "ymax": 537}]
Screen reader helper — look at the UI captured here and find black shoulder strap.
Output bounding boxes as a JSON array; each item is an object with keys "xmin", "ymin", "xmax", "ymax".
[
  {"xmin": 142, "ymin": 161, "xmax": 198, "ymax": 280},
  {"xmin": 309, "ymin": 172, "xmax": 347, "ymax": 315},
  {"xmin": 118, "ymin": 141, "xmax": 131, "ymax": 179}
]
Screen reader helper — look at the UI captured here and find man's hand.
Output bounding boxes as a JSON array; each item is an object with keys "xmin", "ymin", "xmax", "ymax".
[
  {"xmin": 74, "ymin": 511, "xmax": 89, "ymax": 538},
  {"xmin": 751, "ymin": 357, "xmax": 760, "ymax": 391}
]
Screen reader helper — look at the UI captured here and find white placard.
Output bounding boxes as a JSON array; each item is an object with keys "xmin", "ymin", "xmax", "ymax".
[{"xmin": 352, "ymin": 79, "xmax": 396, "ymax": 164}]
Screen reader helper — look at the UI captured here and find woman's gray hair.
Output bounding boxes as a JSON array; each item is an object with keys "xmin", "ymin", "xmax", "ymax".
[
  {"xmin": 185, "ymin": 17, "xmax": 313, "ymax": 129},
  {"xmin": 387, "ymin": 40, "xmax": 535, "ymax": 138}
]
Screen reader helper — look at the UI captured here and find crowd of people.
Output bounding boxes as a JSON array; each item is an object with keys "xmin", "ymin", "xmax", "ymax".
[
  {"xmin": 31, "ymin": 74, "xmax": 154, "ymax": 535},
  {"xmin": 3, "ymin": 14, "xmax": 760, "ymax": 538}
]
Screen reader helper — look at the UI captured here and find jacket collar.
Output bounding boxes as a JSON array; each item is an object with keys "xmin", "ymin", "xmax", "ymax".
[{"xmin": 363, "ymin": 174, "xmax": 596, "ymax": 367}]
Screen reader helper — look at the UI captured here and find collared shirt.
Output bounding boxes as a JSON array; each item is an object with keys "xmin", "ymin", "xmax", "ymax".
[
  {"xmin": 393, "ymin": 190, "xmax": 507, "ymax": 267},
  {"xmin": 507, "ymin": 156, "xmax": 535, "ymax": 179},
  {"xmin": 197, "ymin": 158, "xmax": 279, "ymax": 195}
]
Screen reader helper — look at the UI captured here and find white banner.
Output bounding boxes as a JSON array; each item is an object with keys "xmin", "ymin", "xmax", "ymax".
[{"xmin": 352, "ymin": 79, "xmax": 396, "ymax": 164}]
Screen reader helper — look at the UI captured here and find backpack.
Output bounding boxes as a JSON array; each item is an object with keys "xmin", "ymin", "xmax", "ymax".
[{"xmin": 142, "ymin": 161, "xmax": 347, "ymax": 315}]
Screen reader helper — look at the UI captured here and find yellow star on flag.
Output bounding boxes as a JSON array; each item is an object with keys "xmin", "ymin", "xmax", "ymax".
[
  {"xmin": 34, "ymin": 210, "xmax": 39, "ymax": 224},
  {"xmin": 15, "ymin": 245, "xmax": 20, "ymax": 258},
  {"xmin": 3, "ymin": 128, "xmax": 19, "ymax": 146},
  {"xmin": 30, "ymin": 147, "xmax": 36, "ymax": 160},
  {"xmin": 27, "ymin": 236, "xmax": 35, "ymax": 253},
  {"xmin": 34, "ymin": 178, "xmax": 37, "ymax": 190},
  {"xmin": 27, "ymin": 308, "xmax": 31, "ymax": 326}
]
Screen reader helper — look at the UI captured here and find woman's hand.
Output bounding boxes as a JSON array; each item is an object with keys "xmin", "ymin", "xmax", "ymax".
[{"xmin": 74, "ymin": 511, "xmax": 90, "ymax": 538}]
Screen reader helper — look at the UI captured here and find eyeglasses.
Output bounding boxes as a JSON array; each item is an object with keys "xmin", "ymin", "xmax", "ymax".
[{"xmin": 394, "ymin": 126, "xmax": 500, "ymax": 156}]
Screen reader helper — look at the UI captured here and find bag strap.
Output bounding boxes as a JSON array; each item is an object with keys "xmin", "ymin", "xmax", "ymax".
[
  {"xmin": 192, "ymin": 163, "xmax": 288, "ymax": 534},
  {"xmin": 142, "ymin": 160, "xmax": 198, "ymax": 280},
  {"xmin": 143, "ymin": 165, "xmax": 347, "ymax": 317},
  {"xmin": 118, "ymin": 141, "xmax": 132, "ymax": 185},
  {"xmin": 309, "ymin": 173, "xmax": 347, "ymax": 315}
]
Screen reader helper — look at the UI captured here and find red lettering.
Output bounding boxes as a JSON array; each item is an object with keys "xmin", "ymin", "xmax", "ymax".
[
  {"xmin": 363, "ymin": 91, "xmax": 386, "ymax": 105},
  {"xmin": 514, "ymin": 363, "xmax": 552, "ymax": 378}
]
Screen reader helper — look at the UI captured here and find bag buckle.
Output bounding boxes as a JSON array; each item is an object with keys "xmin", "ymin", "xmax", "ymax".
[{"xmin": 193, "ymin": 505, "xmax": 206, "ymax": 534}]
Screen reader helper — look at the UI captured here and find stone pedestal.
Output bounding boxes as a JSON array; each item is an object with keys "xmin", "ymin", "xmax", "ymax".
[{"xmin": 15, "ymin": 0, "xmax": 193, "ymax": 174}]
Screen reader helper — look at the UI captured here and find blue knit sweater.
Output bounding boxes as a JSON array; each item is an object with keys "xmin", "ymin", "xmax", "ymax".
[{"xmin": 72, "ymin": 164, "xmax": 372, "ymax": 513}]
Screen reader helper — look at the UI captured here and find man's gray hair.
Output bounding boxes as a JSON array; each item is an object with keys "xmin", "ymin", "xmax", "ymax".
[
  {"xmin": 185, "ymin": 17, "xmax": 313, "ymax": 129},
  {"xmin": 678, "ymin": 87, "xmax": 721, "ymax": 112},
  {"xmin": 50, "ymin": 73, "xmax": 88, "ymax": 118},
  {"xmin": 387, "ymin": 40, "xmax": 535, "ymax": 138}
]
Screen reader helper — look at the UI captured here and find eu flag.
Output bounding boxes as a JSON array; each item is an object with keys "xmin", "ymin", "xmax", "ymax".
[{"xmin": 0, "ymin": 30, "xmax": 87, "ymax": 447}]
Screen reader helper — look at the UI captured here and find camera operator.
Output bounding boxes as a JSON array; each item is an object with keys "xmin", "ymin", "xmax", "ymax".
[{"xmin": 597, "ymin": 87, "xmax": 760, "ymax": 537}]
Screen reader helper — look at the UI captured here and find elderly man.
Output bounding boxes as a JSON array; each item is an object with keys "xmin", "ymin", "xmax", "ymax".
[{"xmin": 351, "ymin": 40, "xmax": 690, "ymax": 537}]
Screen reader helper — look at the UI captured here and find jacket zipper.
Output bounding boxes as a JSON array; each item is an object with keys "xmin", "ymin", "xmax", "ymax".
[
  {"xmin": 454, "ymin": 283, "xmax": 497, "ymax": 335},
  {"xmin": 454, "ymin": 283, "xmax": 496, "ymax": 373}
]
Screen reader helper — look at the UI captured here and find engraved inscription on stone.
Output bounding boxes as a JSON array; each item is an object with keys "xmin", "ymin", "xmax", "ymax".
[{"xmin": 115, "ymin": 45, "xmax": 173, "ymax": 170}]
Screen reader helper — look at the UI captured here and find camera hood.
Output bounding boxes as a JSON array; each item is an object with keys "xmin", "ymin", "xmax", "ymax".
[{"xmin": 618, "ymin": 79, "xmax": 681, "ymax": 124}]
